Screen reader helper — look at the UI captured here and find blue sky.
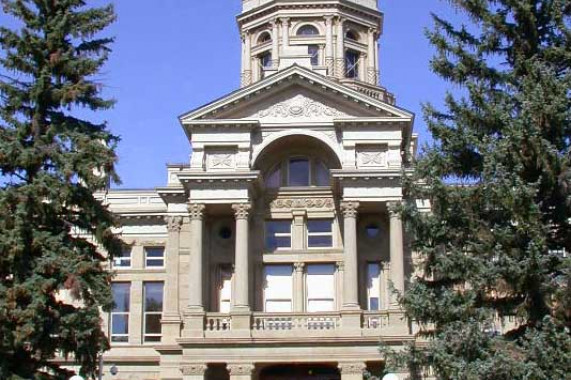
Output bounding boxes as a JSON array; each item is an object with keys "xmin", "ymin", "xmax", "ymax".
[{"xmin": 2, "ymin": 1, "xmax": 465, "ymax": 189}]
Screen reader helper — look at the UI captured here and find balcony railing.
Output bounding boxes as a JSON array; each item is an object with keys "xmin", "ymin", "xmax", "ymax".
[{"xmin": 199, "ymin": 310, "xmax": 408, "ymax": 338}]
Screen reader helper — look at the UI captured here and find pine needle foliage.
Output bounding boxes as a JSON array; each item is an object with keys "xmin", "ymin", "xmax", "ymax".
[
  {"xmin": 394, "ymin": 1, "xmax": 571, "ymax": 379},
  {"xmin": 0, "ymin": 1, "xmax": 122, "ymax": 379}
]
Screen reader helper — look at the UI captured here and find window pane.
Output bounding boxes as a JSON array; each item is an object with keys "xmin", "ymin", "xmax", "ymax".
[
  {"xmin": 265, "ymin": 166, "xmax": 281, "ymax": 188},
  {"xmin": 265, "ymin": 221, "xmax": 291, "ymax": 251},
  {"xmin": 315, "ymin": 161, "xmax": 329, "ymax": 186},
  {"xmin": 307, "ymin": 300, "xmax": 334, "ymax": 312},
  {"xmin": 308, "ymin": 236, "xmax": 332, "ymax": 248},
  {"xmin": 112, "ymin": 283, "xmax": 130, "ymax": 312},
  {"xmin": 266, "ymin": 300, "xmax": 292, "ymax": 312},
  {"xmin": 345, "ymin": 50, "xmax": 359, "ymax": 78},
  {"xmin": 367, "ymin": 263, "xmax": 381, "ymax": 311},
  {"xmin": 369, "ymin": 297, "xmax": 379, "ymax": 311},
  {"xmin": 308, "ymin": 220, "xmax": 332, "ymax": 233},
  {"xmin": 297, "ymin": 25, "xmax": 319, "ymax": 36},
  {"xmin": 111, "ymin": 314, "xmax": 128, "ymax": 336},
  {"xmin": 145, "ymin": 314, "xmax": 162, "ymax": 334},
  {"xmin": 144, "ymin": 282, "xmax": 164, "ymax": 312},
  {"xmin": 308, "ymin": 45, "xmax": 319, "ymax": 66},
  {"xmin": 288, "ymin": 158, "xmax": 310, "ymax": 186},
  {"xmin": 113, "ymin": 249, "xmax": 131, "ymax": 268},
  {"xmin": 306, "ymin": 264, "xmax": 335, "ymax": 305}
]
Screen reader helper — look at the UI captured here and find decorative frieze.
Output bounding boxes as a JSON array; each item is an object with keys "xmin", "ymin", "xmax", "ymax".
[
  {"xmin": 252, "ymin": 94, "xmax": 349, "ymax": 119},
  {"xmin": 268, "ymin": 197, "xmax": 334, "ymax": 210}
]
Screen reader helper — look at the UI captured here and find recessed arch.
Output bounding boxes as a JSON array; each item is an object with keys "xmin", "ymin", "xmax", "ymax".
[
  {"xmin": 345, "ymin": 29, "xmax": 360, "ymax": 42},
  {"xmin": 294, "ymin": 23, "xmax": 322, "ymax": 36},
  {"xmin": 251, "ymin": 130, "xmax": 342, "ymax": 170},
  {"xmin": 257, "ymin": 30, "xmax": 272, "ymax": 44}
]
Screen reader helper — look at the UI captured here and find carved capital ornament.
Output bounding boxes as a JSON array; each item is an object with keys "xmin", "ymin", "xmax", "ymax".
[
  {"xmin": 232, "ymin": 203, "xmax": 252, "ymax": 220},
  {"xmin": 340, "ymin": 201, "xmax": 360, "ymax": 218},
  {"xmin": 187, "ymin": 203, "xmax": 206, "ymax": 220},
  {"xmin": 181, "ymin": 364, "xmax": 207, "ymax": 376},
  {"xmin": 165, "ymin": 216, "xmax": 183, "ymax": 232}
]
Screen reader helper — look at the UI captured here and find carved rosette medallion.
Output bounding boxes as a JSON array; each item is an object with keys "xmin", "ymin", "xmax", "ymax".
[
  {"xmin": 232, "ymin": 203, "xmax": 252, "ymax": 220},
  {"xmin": 340, "ymin": 201, "xmax": 360, "ymax": 218},
  {"xmin": 268, "ymin": 198, "xmax": 334, "ymax": 210},
  {"xmin": 165, "ymin": 216, "xmax": 183, "ymax": 232},
  {"xmin": 181, "ymin": 364, "xmax": 207, "ymax": 376},
  {"xmin": 188, "ymin": 203, "xmax": 206, "ymax": 220},
  {"xmin": 227, "ymin": 363, "xmax": 255, "ymax": 376},
  {"xmin": 338, "ymin": 362, "xmax": 367, "ymax": 374}
]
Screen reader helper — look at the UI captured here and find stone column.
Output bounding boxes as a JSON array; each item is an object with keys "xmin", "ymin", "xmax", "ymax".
[
  {"xmin": 241, "ymin": 32, "xmax": 252, "ymax": 87},
  {"xmin": 324, "ymin": 15, "xmax": 334, "ymax": 75},
  {"xmin": 358, "ymin": 53, "xmax": 366, "ymax": 82},
  {"xmin": 280, "ymin": 17, "xmax": 290, "ymax": 52},
  {"xmin": 338, "ymin": 362, "xmax": 366, "ymax": 380},
  {"xmin": 188, "ymin": 204, "xmax": 206, "ymax": 310},
  {"xmin": 294, "ymin": 262, "xmax": 305, "ymax": 312},
  {"xmin": 181, "ymin": 364, "xmax": 207, "ymax": 380},
  {"xmin": 341, "ymin": 201, "xmax": 360, "ymax": 310},
  {"xmin": 162, "ymin": 216, "xmax": 183, "ymax": 343},
  {"xmin": 232, "ymin": 204, "xmax": 251, "ymax": 311},
  {"xmin": 389, "ymin": 202, "xmax": 405, "ymax": 307},
  {"xmin": 367, "ymin": 28, "xmax": 377, "ymax": 84},
  {"xmin": 227, "ymin": 364, "xmax": 255, "ymax": 380},
  {"xmin": 335, "ymin": 17, "xmax": 345, "ymax": 78},
  {"xmin": 271, "ymin": 20, "xmax": 280, "ymax": 68}
]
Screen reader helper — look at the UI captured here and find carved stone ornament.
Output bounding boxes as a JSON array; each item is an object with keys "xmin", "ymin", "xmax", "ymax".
[
  {"xmin": 181, "ymin": 364, "xmax": 207, "ymax": 376},
  {"xmin": 294, "ymin": 262, "xmax": 306, "ymax": 272},
  {"xmin": 269, "ymin": 198, "xmax": 334, "ymax": 210},
  {"xmin": 358, "ymin": 149, "xmax": 387, "ymax": 168},
  {"xmin": 232, "ymin": 203, "xmax": 252, "ymax": 220},
  {"xmin": 187, "ymin": 203, "xmax": 206, "ymax": 220},
  {"xmin": 340, "ymin": 201, "xmax": 360, "ymax": 218},
  {"xmin": 253, "ymin": 94, "xmax": 349, "ymax": 119},
  {"xmin": 207, "ymin": 152, "xmax": 235, "ymax": 170},
  {"xmin": 338, "ymin": 362, "xmax": 367, "ymax": 374},
  {"xmin": 227, "ymin": 363, "xmax": 255, "ymax": 376},
  {"xmin": 165, "ymin": 216, "xmax": 183, "ymax": 232}
]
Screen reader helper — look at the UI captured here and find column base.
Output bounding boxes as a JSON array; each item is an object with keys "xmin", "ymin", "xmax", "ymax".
[
  {"xmin": 230, "ymin": 310, "xmax": 252, "ymax": 338},
  {"xmin": 182, "ymin": 310, "xmax": 205, "ymax": 338},
  {"xmin": 341, "ymin": 309, "xmax": 362, "ymax": 336}
]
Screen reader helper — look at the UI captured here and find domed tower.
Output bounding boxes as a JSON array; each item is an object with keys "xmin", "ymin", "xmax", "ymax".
[{"xmin": 238, "ymin": 0, "xmax": 384, "ymax": 90}]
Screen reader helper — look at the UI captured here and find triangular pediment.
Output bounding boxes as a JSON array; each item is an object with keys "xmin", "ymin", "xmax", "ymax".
[{"xmin": 179, "ymin": 65, "xmax": 413, "ymax": 124}]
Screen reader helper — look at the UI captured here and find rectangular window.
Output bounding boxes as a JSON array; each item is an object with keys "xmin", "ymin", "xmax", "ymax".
[
  {"xmin": 113, "ymin": 248, "xmax": 131, "ymax": 268},
  {"xmin": 367, "ymin": 263, "xmax": 382, "ymax": 311},
  {"xmin": 265, "ymin": 220, "xmax": 292, "ymax": 251},
  {"xmin": 306, "ymin": 264, "xmax": 335, "ymax": 312},
  {"xmin": 307, "ymin": 219, "xmax": 333, "ymax": 248},
  {"xmin": 263, "ymin": 265, "xmax": 293, "ymax": 312},
  {"xmin": 110, "ymin": 282, "xmax": 130, "ymax": 343},
  {"xmin": 143, "ymin": 282, "xmax": 164, "ymax": 343},
  {"xmin": 145, "ymin": 247, "xmax": 165, "ymax": 268},
  {"xmin": 219, "ymin": 266, "xmax": 232, "ymax": 313}
]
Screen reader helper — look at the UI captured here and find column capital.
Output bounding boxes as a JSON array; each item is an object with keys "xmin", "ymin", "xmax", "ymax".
[
  {"xmin": 280, "ymin": 16, "xmax": 290, "ymax": 24},
  {"xmin": 336, "ymin": 261, "xmax": 344, "ymax": 271},
  {"xmin": 387, "ymin": 201, "xmax": 402, "ymax": 216},
  {"xmin": 227, "ymin": 363, "xmax": 255, "ymax": 376},
  {"xmin": 166, "ymin": 215, "xmax": 183, "ymax": 232},
  {"xmin": 294, "ymin": 262, "xmax": 306, "ymax": 272},
  {"xmin": 340, "ymin": 201, "xmax": 360, "ymax": 218},
  {"xmin": 336, "ymin": 16, "xmax": 345, "ymax": 25},
  {"xmin": 187, "ymin": 203, "xmax": 206, "ymax": 220},
  {"xmin": 324, "ymin": 14, "xmax": 335, "ymax": 23},
  {"xmin": 338, "ymin": 362, "xmax": 367, "ymax": 375},
  {"xmin": 232, "ymin": 203, "xmax": 252, "ymax": 220},
  {"xmin": 181, "ymin": 364, "xmax": 207, "ymax": 376}
]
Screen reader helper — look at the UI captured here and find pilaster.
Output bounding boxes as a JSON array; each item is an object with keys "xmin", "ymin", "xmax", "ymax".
[
  {"xmin": 388, "ymin": 202, "xmax": 405, "ymax": 308},
  {"xmin": 294, "ymin": 262, "xmax": 306, "ymax": 312},
  {"xmin": 162, "ymin": 215, "xmax": 183, "ymax": 343},
  {"xmin": 335, "ymin": 17, "xmax": 345, "ymax": 78}
]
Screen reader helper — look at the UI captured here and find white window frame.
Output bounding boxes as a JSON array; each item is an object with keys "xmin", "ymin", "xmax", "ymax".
[
  {"xmin": 144, "ymin": 246, "xmax": 165, "ymax": 268},
  {"xmin": 307, "ymin": 219, "xmax": 334, "ymax": 249},
  {"xmin": 305, "ymin": 264, "xmax": 336, "ymax": 312},
  {"xmin": 218, "ymin": 265, "xmax": 233, "ymax": 313},
  {"xmin": 263, "ymin": 265, "xmax": 294, "ymax": 312},
  {"xmin": 110, "ymin": 282, "xmax": 130, "ymax": 344},
  {"xmin": 265, "ymin": 220, "xmax": 293, "ymax": 251},
  {"xmin": 143, "ymin": 282, "xmax": 164, "ymax": 343},
  {"xmin": 113, "ymin": 248, "xmax": 132, "ymax": 269}
]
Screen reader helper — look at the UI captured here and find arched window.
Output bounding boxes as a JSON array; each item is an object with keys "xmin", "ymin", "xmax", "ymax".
[
  {"xmin": 345, "ymin": 50, "xmax": 359, "ymax": 79},
  {"xmin": 345, "ymin": 30, "xmax": 359, "ymax": 41},
  {"xmin": 265, "ymin": 157, "xmax": 330, "ymax": 188},
  {"xmin": 258, "ymin": 31, "xmax": 272, "ymax": 44},
  {"xmin": 297, "ymin": 24, "xmax": 319, "ymax": 36}
]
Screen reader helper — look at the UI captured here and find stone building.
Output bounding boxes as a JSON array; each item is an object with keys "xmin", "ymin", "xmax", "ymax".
[{"xmin": 99, "ymin": 0, "xmax": 418, "ymax": 379}]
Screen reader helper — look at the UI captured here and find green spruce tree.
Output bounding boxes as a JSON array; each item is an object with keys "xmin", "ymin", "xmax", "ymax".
[
  {"xmin": 394, "ymin": 1, "xmax": 571, "ymax": 379},
  {"xmin": 0, "ymin": 1, "xmax": 122, "ymax": 379}
]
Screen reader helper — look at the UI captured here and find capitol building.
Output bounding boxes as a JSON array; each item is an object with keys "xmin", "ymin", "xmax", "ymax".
[{"xmin": 98, "ymin": 0, "xmax": 422, "ymax": 379}]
